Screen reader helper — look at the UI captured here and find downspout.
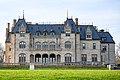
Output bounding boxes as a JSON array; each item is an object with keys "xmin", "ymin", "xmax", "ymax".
[
  {"xmin": 108, "ymin": 44, "xmax": 110, "ymax": 64},
  {"xmin": 75, "ymin": 33, "xmax": 77, "ymax": 62}
]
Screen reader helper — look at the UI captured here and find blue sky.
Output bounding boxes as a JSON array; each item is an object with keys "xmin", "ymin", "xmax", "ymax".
[{"xmin": 0, "ymin": 0, "xmax": 120, "ymax": 48}]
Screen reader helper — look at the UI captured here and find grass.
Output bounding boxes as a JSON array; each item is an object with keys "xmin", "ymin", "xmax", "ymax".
[{"xmin": 0, "ymin": 67, "xmax": 120, "ymax": 80}]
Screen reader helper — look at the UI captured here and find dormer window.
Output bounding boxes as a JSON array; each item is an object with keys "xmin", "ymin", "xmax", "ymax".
[
  {"xmin": 101, "ymin": 37, "xmax": 106, "ymax": 41},
  {"xmin": 86, "ymin": 34, "xmax": 91, "ymax": 38},
  {"xmin": 36, "ymin": 31, "xmax": 41, "ymax": 36},
  {"xmin": 50, "ymin": 31, "xmax": 55, "ymax": 36},
  {"xmin": 43, "ymin": 30, "xmax": 48, "ymax": 36},
  {"xmin": 86, "ymin": 26, "xmax": 92, "ymax": 39}
]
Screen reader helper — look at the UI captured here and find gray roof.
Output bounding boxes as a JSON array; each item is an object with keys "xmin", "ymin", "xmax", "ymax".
[{"xmin": 6, "ymin": 18, "xmax": 115, "ymax": 43}]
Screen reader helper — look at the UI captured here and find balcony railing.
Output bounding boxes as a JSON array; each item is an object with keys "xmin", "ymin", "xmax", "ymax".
[{"xmin": 29, "ymin": 48, "xmax": 62, "ymax": 51}]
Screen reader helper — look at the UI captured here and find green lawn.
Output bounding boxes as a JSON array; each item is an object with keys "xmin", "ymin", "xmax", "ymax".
[{"xmin": 0, "ymin": 68, "xmax": 120, "ymax": 80}]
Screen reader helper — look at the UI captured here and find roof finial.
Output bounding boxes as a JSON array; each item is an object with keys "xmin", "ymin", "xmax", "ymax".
[{"xmin": 23, "ymin": 10, "xmax": 24, "ymax": 19}]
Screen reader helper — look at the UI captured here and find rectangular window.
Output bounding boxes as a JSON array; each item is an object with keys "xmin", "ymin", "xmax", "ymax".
[
  {"xmin": 81, "ymin": 54, "xmax": 87, "ymax": 62},
  {"xmin": 66, "ymin": 32, "xmax": 70, "ymax": 37},
  {"xmin": 92, "ymin": 54, "xmax": 97, "ymax": 62},
  {"xmin": 93, "ymin": 43, "xmax": 96, "ymax": 49},
  {"xmin": 82, "ymin": 43, "xmax": 86, "ymax": 49},
  {"xmin": 102, "ymin": 46, "xmax": 107, "ymax": 52},
  {"xmin": 20, "ymin": 31, "xmax": 25, "ymax": 37},
  {"xmin": 87, "ymin": 35, "xmax": 91, "ymax": 38},
  {"xmin": 65, "ymin": 57, "xmax": 71, "ymax": 62}
]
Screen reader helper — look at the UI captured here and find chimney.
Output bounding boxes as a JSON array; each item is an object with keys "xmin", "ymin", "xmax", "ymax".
[
  {"xmin": 8, "ymin": 23, "xmax": 10, "ymax": 32},
  {"xmin": 75, "ymin": 18, "xmax": 78, "ymax": 25},
  {"xmin": 13, "ymin": 19, "xmax": 16, "ymax": 26},
  {"xmin": 6, "ymin": 28, "xmax": 8, "ymax": 38}
]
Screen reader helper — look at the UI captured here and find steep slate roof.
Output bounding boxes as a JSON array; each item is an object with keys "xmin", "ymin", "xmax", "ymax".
[
  {"xmin": 78, "ymin": 25, "xmax": 100, "ymax": 40},
  {"xmin": 98, "ymin": 32, "xmax": 115, "ymax": 43},
  {"xmin": 6, "ymin": 18, "xmax": 115, "ymax": 44},
  {"xmin": 27, "ymin": 24, "xmax": 64, "ymax": 35}
]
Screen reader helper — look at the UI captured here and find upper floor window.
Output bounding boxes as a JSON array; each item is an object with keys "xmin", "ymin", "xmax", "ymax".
[
  {"xmin": 92, "ymin": 54, "xmax": 97, "ymax": 62},
  {"xmin": 66, "ymin": 32, "xmax": 70, "ymax": 36},
  {"xmin": 35, "ymin": 42, "xmax": 41, "ymax": 49},
  {"xmin": 93, "ymin": 43, "xmax": 96, "ymax": 49},
  {"xmin": 19, "ymin": 41, "xmax": 26, "ymax": 48},
  {"xmin": 65, "ymin": 41, "xmax": 71, "ymax": 49},
  {"xmin": 50, "ymin": 41, "xmax": 56, "ymax": 50},
  {"xmin": 42, "ymin": 42, "xmax": 48, "ymax": 49},
  {"xmin": 82, "ymin": 43, "xmax": 86, "ymax": 49},
  {"xmin": 102, "ymin": 46, "xmax": 107, "ymax": 52},
  {"xmin": 20, "ymin": 31, "xmax": 25, "ymax": 37}
]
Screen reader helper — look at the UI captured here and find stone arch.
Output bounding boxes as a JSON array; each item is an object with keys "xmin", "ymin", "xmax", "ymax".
[
  {"xmin": 64, "ymin": 53, "xmax": 72, "ymax": 62},
  {"xmin": 50, "ymin": 54, "xmax": 56, "ymax": 63},
  {"xmin": 35, "ymin": 54, "xmax": 41, "ymax": 63},
  {"xmin": 57, "ymin": 54, "xmax": 61, "ymax": 63},
  {"xmin": 19, "ymin": 53, "xmax": 26, "ymax": 63},
  {"xmin": 30, "ymin": 54, "xmax": 34, "ymax": 63},
  {"xmin": 42, "ymin": 54, "xmax": 48, "ymax": 63}
]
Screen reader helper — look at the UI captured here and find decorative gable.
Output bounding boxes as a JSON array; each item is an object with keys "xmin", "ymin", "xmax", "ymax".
[
  {"xmin": 86, "ymin": 26, "xmax": 92, "ymax": 39},
  {"xmin": 19, "ymin": 24, "xmax": 26, "ymax": 33}
]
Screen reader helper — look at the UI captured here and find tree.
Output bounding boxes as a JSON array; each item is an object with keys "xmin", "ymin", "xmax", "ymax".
[{"xmin": 116, "ymin": 43, "xmax": 120, "ymax": 64}]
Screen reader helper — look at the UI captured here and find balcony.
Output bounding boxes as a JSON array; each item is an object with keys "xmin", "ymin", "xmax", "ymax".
[{"xmin": 29, "ymin": 48, "xmax": 62, "ymax": 51}]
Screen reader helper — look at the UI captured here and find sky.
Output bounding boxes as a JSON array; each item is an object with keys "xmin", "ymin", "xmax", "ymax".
[{"xmin": 0, "ymin": 0, "xmax": 120, "ymax": 49}]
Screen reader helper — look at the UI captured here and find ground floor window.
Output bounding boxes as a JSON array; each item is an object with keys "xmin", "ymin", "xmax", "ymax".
[
  {"xmin": 50, "ymin": 54, "xmax": 56, "ymax": 63},
  {"xmin": 81, "ymin": 54, "xmax": 87, "ymax": 62},
  {"xmin": 42, "ymin": 54, "xmax": 48, "ymax": 63},
  {"xmin": 65, "ymin": 53, "xmax": 72, "ymax": 62},
  {"xmin": 35, "ymin": 54, "xmax": 41, "ymax": 62},
  {"xmin": 92, "ymin": 54, "xmax": 97, "ymax": 62},
  {"xmin": 19, "ymin": 53, "xmax": 26, "ymax": 63}
]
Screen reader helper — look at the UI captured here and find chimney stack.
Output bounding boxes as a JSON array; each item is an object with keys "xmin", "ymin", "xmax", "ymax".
[
  {"xmin": 6, "ymin": 28, "xmax": 8, "ymax": 39},
  {"xmin": 13, "ymin": 19, "xmax": 16, "ymax": 26},
  {"xmin": 75, "ymin": 18, "xmax": 78, "ymax": 25},
  {"xmin": 8, "ymin": 23, "xmax": 10, "ymax": 32}
]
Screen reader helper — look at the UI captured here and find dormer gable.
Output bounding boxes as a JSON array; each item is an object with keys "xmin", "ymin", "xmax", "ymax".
[
  {"xmin": 86, "ymin": 26, "xmax": 92, "ymax": 39},
  {"xmin": 19, "ymin": 24, "xmax": 26, "ymax": 33}
]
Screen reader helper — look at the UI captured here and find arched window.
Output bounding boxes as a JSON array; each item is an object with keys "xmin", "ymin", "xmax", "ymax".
[
  {"xmin": 43, "ymin": 30, "xmax": 48, "ymax": 36},
  {"xmin": 19, "ymin": 53, "xmax": 26, "ymax": 63},
  {"xmin": 50, "ymin": 31, "xmax": 55, "ymax": 36},
  {"xmin": 19, "ymin": 41, "xmax": 26, "ymax": 48},
  {"xmin": 50, "ymin": 54, "xmax": 56, "ymax": 63},
  {"xmin": 42, "ymin": 54, "xmax": 48, "ymax": 63},
  {"xmin": 35, "ymin": 54, "xmax": 41, "ymax": 63},
  {"xmin": 35, "ymin": 42, "xmax": 41, "ymax": 49},
  {"xmin": 50, "ymin": 41, "xmax": 55, "ymax": 50},
  {"xmin": 36, "ymin": 31, "xmax": 41, "ymax": 36},
  {"xmin": 65, "ymin": 41, "xmax": 71, "ymax": 49},
  {"xmin": 65, "ymin": 53, "xmax": 72, "ymax": 62},
  {"xmin": 42, "ymin": 42, "xmax": 48, "ymax": 49}
]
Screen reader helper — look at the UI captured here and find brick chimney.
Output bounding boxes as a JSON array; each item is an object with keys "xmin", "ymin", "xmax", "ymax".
[
  {"xmin": 13, "ymin": 19, "xmax": 16, "ymax": 26},
  {"xmin": 8, "ymin": 23, "xmax": 10, "ymax": 32},
  {"xmin": 75, "ymin": 18, "xmax": 78, "ymax": 25},
  {"xmin": 6, "ymin": 23, "xmax": 10, "ymax": 40},
  {"xmin": 11, "ymin": 19, "xmax": 16, "ymax": 30}
]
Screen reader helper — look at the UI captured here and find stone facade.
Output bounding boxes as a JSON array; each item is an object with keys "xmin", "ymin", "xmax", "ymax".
[{"xmin": 5, "ymin": 17, "xmax": 115, "ymax": 65}]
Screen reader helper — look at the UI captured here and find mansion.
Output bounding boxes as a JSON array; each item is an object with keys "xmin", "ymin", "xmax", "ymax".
[{"xmin": 5, "ymin": 17, "xmax": 115, "ymax": 65}]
